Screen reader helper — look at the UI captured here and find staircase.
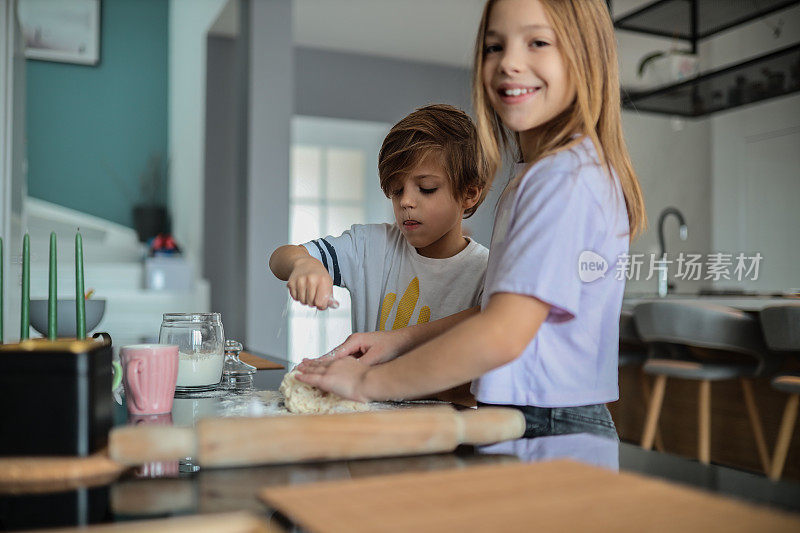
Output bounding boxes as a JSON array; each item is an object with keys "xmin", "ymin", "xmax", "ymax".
[{"xmin": 25, "ymin": 198, "xmax": 210, "ymax": 348}]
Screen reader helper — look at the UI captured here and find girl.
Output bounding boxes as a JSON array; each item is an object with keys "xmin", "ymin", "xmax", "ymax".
[{"xmin": 296, "ymin": 0, "xmax": 646, "ymax": 440}]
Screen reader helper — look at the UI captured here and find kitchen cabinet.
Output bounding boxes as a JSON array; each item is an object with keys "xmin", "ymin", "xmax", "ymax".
[{"xmin": 616, "ymin": 0, "xmax": 800, "ymax": 116}]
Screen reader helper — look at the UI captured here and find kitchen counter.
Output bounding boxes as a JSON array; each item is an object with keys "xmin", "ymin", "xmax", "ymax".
[
  {"xmin": 623, "ymin": 293, "xmax": 800, "ymax": 312},
  {"xmin": 2, "ymin": 387, "xmax": 799, "ymax": 531}
]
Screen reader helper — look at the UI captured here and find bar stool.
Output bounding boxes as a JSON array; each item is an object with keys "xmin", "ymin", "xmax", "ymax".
[
  {"xmin": 759, "ymin": 304, "xmax": 800, "ymax": 481},
  {"xmin": 634, "ymin": 301, "xmax": 777, "ymax": 471},
  {"xmin": 619, "ymin": 311, "xmax": 664, "ymax": 451},
  {"xmin": 619, "ymin": 310, "xmax": 647, "ymax": 366}
]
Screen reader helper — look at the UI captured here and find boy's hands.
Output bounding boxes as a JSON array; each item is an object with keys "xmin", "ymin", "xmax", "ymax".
[
  {"xmin": 287, "ymin": 256, "xmax": 336, "ymax": 310},
  {"xmin": 269, "ymin": 245, "xmax": 337, "ymax": 310}
]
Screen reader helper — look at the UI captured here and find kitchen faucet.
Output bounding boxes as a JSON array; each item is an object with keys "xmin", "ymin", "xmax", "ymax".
[{"xmin": 657, "ymin": 207, "xmax": 688, "ymax": 297}]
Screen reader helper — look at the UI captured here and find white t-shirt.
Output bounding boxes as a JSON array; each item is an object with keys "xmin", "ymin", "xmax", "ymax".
[{"xmin": 303, "ymin": 223, "xmax": 489, "ymax": 333}]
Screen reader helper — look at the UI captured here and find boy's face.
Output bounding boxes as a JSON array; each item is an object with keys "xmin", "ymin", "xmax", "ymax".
[{"xmin": 388, "ymin": 153, "xmax": 466, "ymax": 258}]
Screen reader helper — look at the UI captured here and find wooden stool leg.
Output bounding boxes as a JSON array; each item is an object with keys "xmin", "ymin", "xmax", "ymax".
[
  {"xmin": 639, "ymin": 370, "xmax": 665, "ymax": 452},
  {"xmin": 642, "ymin": 375, "xmax": 667, "ymax": 450},
  {"xmin": 740, "ymin": 378, "xmax": 771, "ymax": 474},
  {"xmin": 698, "ymin": 380, "xmax": 711, "ymax": 464},
  {"xmin": 770, "ymin": 393, "xmax": 799, "ymax": 481}
]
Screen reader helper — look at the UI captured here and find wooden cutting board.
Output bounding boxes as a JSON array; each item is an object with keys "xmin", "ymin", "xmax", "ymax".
[
  {"xmin": 238, "ymin": 351, "xmax": 284, "ymax": 370},
  {"xmin": 0, "ymin": 447, "xmax": 128, "ymax": 494},
  {"xmin": 259, "ymin": 460, "xmax": 800, "ymax": 532},
  {"xmin": 34, "ymin": 511, "xmax": 277, "ymax": 532}
]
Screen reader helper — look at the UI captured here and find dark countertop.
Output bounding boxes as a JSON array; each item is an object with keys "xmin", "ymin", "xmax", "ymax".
[
  {"xmin": 2, "ymin": 386, "xmax": 799, "ymax": 531},
  {"xmin": 622, "ymin": 293, "xmax": 800, "ymax": 312}
]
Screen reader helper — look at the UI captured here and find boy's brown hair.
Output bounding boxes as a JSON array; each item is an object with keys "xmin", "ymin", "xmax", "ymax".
[{"xmin": 378, "ymin": 104, "xmax": 489, "ymax": 218}]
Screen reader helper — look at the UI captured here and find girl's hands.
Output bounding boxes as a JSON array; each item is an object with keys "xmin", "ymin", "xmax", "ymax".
[
  {"xmin": 293, "ymin": 329, "xmax": 413, "ymax": 400},
  {"xmin": 327, "ymin": 329, "xmax": 413, "ymax": 366},
  {"xmin": 295, "ymin": 356, "xmax": 370, "ymax": 402},
  {"xmin": 287, "ymin": 257, "xmax": 335, "ymax": 310}
]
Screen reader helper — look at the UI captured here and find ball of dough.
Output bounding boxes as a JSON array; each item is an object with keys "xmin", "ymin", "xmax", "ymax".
[{"xmin": 279, "ymin": 369, "xmax": 370, "ymax": 414}]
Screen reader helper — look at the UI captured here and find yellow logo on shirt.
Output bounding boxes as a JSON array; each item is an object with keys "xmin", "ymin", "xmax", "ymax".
[{"xmin": 378, "ymin": 277, "xmax": 430, "ymax": 331}]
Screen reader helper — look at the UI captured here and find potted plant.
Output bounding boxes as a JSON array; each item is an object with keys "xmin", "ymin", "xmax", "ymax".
[{"xmin": 132, "ymin": 154, "xmax": 170, "ymax": 243}]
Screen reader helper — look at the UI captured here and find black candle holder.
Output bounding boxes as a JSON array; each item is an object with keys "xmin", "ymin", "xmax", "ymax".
[{"xmin": 0, "ymin": 334, "xmax": 113, "ymax": 456}]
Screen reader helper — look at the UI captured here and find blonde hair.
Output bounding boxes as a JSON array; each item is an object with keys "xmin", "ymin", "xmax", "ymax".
[
  {"xmin": 379, "ymin": 104, "xmax": 490, "ymax": 218},
  {"xmin": 472, "ymin": 0, "xmax": 646, "ymax": 238}
]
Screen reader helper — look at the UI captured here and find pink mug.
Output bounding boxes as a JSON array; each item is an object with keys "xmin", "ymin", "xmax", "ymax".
[
  {"xmin": 121, "ymin": 344, "xmax": 179, "ymax": 415},
  {"xmin": 127, "ymin": 412, "xmax": 180, "ymax": 478}
]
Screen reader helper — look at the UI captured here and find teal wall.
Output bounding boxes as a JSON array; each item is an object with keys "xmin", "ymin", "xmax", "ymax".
[{"xmin": 26, "ymin": 0, "xmax": 168, "ymax": 228}]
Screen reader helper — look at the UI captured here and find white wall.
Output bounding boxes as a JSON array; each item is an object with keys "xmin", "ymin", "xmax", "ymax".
[
  {"xmin": 614, "ymin": 1, "xmax": 799, "ymax": 294},
  {"xmin": 614, "ymin": 0, "xmax": 712, "ymax": 295},
  {"xmin": 708, "ymin": 6, "xmax": 800, "ymax": 291},
  {"xmin": 621, "ymin": 112, "xmax": 712, "ymax": 295},
  {"xmin": 168, "ymin": 0, "xmax": 229, "ymax": 276},
  {"xmin": 711, "ymin": 97, "xmax": 800, "ymax": 292}
]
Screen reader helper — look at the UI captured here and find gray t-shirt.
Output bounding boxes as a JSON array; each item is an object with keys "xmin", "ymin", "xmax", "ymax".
[{"xmin": 303, "ymin": 223, "xmax": 489, "ymax": 333}]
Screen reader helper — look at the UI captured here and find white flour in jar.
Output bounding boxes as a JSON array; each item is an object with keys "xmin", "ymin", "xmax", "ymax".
[{"xmin": 176, "ymin": 351, "xmax": 224, "ymax": 387}]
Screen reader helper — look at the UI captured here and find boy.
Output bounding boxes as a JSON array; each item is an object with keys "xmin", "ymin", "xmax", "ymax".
[{"xmin": 270, "ymin": 104, "xmax": 490, "ymax": 335}]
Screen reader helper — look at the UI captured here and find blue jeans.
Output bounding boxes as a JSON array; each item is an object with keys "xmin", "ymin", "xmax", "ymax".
[{"xmin": 478, "ymin": 402, "xmax": 619, "ymax": 441}]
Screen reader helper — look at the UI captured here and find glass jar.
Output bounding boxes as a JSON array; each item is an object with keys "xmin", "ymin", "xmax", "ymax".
[{"xmin": 159, "ymin": 313, "xmax": 225, "ymax": 392}]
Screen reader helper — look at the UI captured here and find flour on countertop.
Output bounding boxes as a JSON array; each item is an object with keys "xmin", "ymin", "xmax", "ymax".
[{"xmin": 177, "ymin": 386, "xmax": 450, "ymax": 419}]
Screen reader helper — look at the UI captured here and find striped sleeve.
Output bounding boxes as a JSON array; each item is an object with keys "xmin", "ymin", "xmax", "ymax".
[{"xmin": 301, "ymin": 225, "xmax": 364, "ymax": 289}]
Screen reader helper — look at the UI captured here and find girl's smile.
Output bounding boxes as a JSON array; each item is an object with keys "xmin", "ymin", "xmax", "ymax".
[{"xmin": 497, "ymin": 83, "xmax": 542, "ymax": 104}]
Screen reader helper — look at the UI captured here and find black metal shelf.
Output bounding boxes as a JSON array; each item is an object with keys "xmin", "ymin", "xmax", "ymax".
[
  {"xmin": 615, "ymin": 0, "xmax": 799, "ymax": 46},
  {"xmin": 622, "ymin": 43, "xmax": 800, "ymax": 117}
]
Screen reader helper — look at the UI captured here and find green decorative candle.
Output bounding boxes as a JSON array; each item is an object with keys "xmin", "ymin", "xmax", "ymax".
[
  {"xmin": 48, "ymin": 232, "xmax": 57, "ymax": 340},
  {"xmin": 75, "ymin": 232, "xmax": 86, "ymax": 339},
  {"xmin": 21, "ymin": 233, "xmax": 30, "ymax": 340}
]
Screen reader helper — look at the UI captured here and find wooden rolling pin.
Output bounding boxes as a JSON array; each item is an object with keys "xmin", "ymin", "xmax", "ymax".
[{"xmin": 110, "ymin": 407, "xmax": 526, "ymax": 468}]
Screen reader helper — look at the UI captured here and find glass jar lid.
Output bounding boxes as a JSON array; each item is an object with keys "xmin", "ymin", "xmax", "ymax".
[{"xmin": 162, "ymin": 312, "xmax": 221, "ymax": 323}]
